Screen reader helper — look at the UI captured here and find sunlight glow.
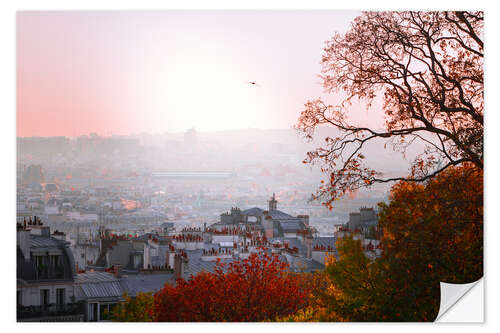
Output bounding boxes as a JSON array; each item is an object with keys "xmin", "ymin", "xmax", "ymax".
[{"xmin": 149, "ymin": 55, "xmax": 262, "ymax": 132}]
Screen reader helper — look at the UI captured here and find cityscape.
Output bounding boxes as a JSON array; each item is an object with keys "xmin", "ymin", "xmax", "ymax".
[
  {"xmin": 16, "ymin": 130, "xmax": 386, "ymax": 321},
  {"xmin": 16, "ymin": 10, "xmax": 483, "ymax": 323}
]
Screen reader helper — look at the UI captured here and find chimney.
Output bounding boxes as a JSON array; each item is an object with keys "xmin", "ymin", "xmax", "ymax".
[
  {"xmin": 306, "ymin": 236, "xmax": 312, "ymax": 259},
  {"xmin": 174, "ymin": 254, "xmax": 183, "ymax": 280},
  {"xmin": 51, "ymin": 230, "xmax": 66, "ymax": 241},
  {"xmin": 31, "ymin": 225, "xmax": 51, "ymax": 237},
  {"xmin": 264, "ymin": 216, "xmax": 273, "ymax": 239},
  {"xmin": 298, "ymin": 215, "xmax": 309, "ymax": 227},
  {"xmin": 113, "ymin": 264, "xmax": 122, "ymax": 278}
]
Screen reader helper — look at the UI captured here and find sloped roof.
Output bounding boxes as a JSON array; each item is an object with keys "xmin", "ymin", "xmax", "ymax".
[
  {"xmin": 312, "ymin": 237, "xmax": 337, "ymax": 248},
  {"xmin": 75, "ymin": 271, "xmax": 124, "ymax": 299},
  {"xmin": 18, "ymin": 235, "xmax": 76, "ymax": 280},
  {"xmin": 182, "ymin": 249, "xmax": 236, "ymax": 278},
  {"xmin": 75, "ymin": 271, "xmax": 117, "ymax": 283},
  {"xmin": 241, "ymin": 207, "xmax": 265, "ymax": 216},
  {"xmin": 304, "ymin": 258, "xmax": 325, "ymax": 272},
  {"xmin": 241, "ymin": 208, "xmax": 297, "ymax": 220},
  {"xmin": 268, "ymin": 210, "xmax": 296, "ymax": 220},
  {"xmin": 120, "ymin": 274, "xmax": 174, "ymax": 295},
  {"xmin": 311, "ymin": 237, "xmax": 339, "ymax": 260},
  {"xmin": 79, "ymin": 281, "xmax": 123, "ymax": 299},
  {"xmin": 30, "ymin": 235, "xmax": 62, "ymax": 248}
]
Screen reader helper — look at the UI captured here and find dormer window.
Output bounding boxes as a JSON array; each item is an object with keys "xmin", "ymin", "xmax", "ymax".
[
  {"xmin": 52, "ymin": 255, "xmax": 64, "ymax": 278},
  {"xmin": 35, "ymin": 255, "xmax": 48, "ymax": 279}
]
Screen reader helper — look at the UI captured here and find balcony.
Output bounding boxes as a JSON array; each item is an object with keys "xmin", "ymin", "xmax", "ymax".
[{"xmin": 17, "ymin": 302, "xmax": 85, "ymax": 321}]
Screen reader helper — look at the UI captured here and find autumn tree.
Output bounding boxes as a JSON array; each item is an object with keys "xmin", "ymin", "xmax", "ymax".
[
  {"xmin": 110, "ymin": 292, "xmax": 156, "ymax": 322},
  {"xmin": 296, "ymin": 11, "xmax": 483, "ymax": 207},
  {"xmin": 273, "ymin": 270, "xmax": 338, "ymax": 322},
  {"xmin": 154, "ymin": 251, "xmax": 313, "ymax": 322},
  {"xmin": 318, "ymin": 236, "xmax": 441, "ymax": 321},
  {"xmin": 308, "ymin": 164, "xmax": 482, "ymax": 322},
  {"xmin": 378, "ymin": 162, "xmax": 483, "ymax": 284}
]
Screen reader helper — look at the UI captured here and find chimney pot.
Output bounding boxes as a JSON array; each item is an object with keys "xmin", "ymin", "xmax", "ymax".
[{"xmin": 113, "ymin": 264, "xmax": 122, "ymax": 277}]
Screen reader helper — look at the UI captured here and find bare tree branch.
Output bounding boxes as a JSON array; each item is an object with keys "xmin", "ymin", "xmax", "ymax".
[{"xmin": 296, "ymin": 11, "xmax": 483, "ymax": 207}]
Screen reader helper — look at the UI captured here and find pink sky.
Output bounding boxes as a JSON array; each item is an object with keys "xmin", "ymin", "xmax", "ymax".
[{"xmin": 17, "ymin": 11, "xmax": 373, "ymax": 137}]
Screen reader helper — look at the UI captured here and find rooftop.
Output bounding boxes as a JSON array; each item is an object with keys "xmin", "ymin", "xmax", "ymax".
[
  {"xmin": 120, "ymin": 274, "xmax": 175, "ymax": 295},
  {"xmin": 75, "ymin": 271, "xmax": 124, "ymax": 299},
  {"xmin": 30, "ymin": 234, "xmax": 64, "ymax": 248}
]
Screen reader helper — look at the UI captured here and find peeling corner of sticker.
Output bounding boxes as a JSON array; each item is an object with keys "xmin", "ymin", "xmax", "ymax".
[{"xmin": 435, "ymin": 278, "xmax": 483, "ymax": 322}]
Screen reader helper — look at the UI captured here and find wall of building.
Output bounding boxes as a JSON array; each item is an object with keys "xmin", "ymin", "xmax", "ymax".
[
  {"xmin": 220, "ymin": 214, "xmax": 234, "ymax": 225},
  {"xmin": 265, "ymin": 228, "xmax": 273, "ymax": 239},
  {"xmin": 108, "ymin": 241, "xmax": 134, "ymax": 268},
  {"xmin": 348, "ymin": 213, "xmax": 361, "ymax": 228},
  {"xmin": 18, "ymin": 282, "xmax": 75, "ymax": 307},
  {"xmin": 360, "ymin": 208, "xmax": 376, "ymax": 221},
  {"xmin": 72, "ymin": 244, "xmax": 99, "ymax": 270}
]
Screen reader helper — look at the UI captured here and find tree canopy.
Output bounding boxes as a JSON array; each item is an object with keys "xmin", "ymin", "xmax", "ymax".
[
  {"xmin": 153, "ymin": 251, "xmax": 315, "ymax": 322},
  {"xmin": 296, "ymin": 11, "xmax": 483, "ymax": 207},
  {"xmin": 109, "ymin": 292, "xmax": 156, "ymax": 322},
  {"xmin": 378, "ymin": 162, "xmax": 483, "ymax": 284},
  {"xmin": 305, "ymin": 163, "xmax": 482, "ymax": 322}
]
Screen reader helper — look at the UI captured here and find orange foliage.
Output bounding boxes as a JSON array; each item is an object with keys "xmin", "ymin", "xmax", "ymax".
[
  {"xmin": 154, "ymin": 252, "xmax": 313, "ymax": 322},
  {"xmin": 379, "ymin": 163, "xmax": 483, "ymax": 283},
  {"xmin": 313, "ymin": 164, "xmax": 482, "ymax": 322}
]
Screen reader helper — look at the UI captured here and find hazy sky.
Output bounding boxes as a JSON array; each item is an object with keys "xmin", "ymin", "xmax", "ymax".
[{"xmin": 17, "ymin": 11, "xmax": 362, "ymax": 137}]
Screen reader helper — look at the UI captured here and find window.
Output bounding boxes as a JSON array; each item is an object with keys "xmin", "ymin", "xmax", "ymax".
[
  {"xmin": 36, "ymin": 256, "xmax": 43, "ymax": 267},
  {"xmin": 56, "ymin": 288, "xmax": 65, "ymax": 309},
  {"xmin": 99, "ymin": 303, "xmax": 117, "ymax": 321},
  {"xmin": 40, "ymin": 289, "xmax": 49, "ymax": 309},
  {"xmin": 52, "ymin": 255, "xmax": 64, "ymax": 278},
  {"xmin": 17, "ymin": 290, "xmax": 22, "ymax": 307},
  {"xmin": 89, "ymin": 303, "xmax": 98, "ymax": 322},
  {"xmin": 36, "ymin": 255, "xmax": 49, "ymax": 279},
  {"xmin": 99, "ymin": 304, "xmax": 108, "ymax": 321}
]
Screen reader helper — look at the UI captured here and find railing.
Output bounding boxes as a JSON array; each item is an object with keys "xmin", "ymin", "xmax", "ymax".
[{"xmin": 17, "ymin": 302, "xmax": 85, "ymax": 320}]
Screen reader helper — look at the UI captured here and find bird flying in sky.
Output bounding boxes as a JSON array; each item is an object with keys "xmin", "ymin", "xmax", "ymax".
[{"xmin": 247, "ymin": 81, "xmax": 261, "ymax": 87}]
